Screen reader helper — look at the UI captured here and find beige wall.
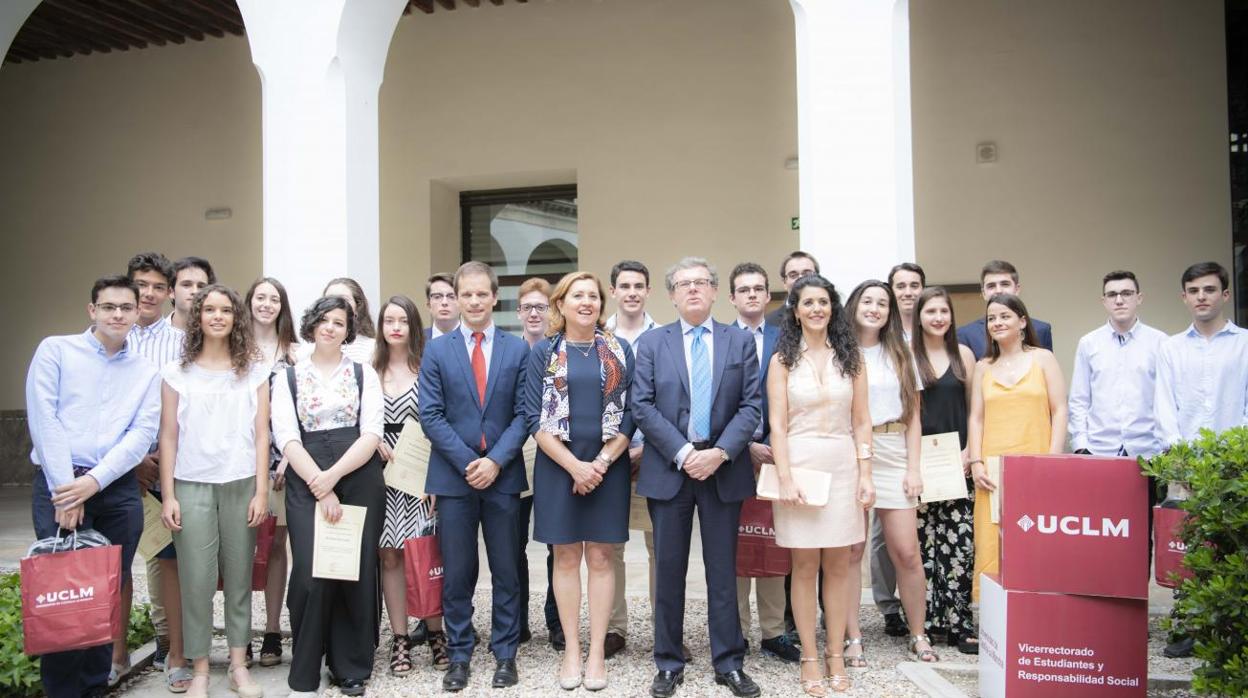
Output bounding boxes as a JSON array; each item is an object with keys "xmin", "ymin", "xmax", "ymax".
[
  {"xmin": 0, "ymin": 0, "xmax": 1233, "ymax": 409},
  {"xmin": 910, "ymin": 0, "xmax": 1231, "ymax": 364}
]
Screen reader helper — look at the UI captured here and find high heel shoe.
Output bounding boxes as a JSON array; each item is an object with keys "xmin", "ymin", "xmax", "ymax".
[
  {"xmin": 823, "ymin": 653, "xmax": 852, "ymax": 693},
  {"xmin": 559, "ymin": 659, "xmax": 582, "ymax": 690},
  {"xmin": 584, "ymin": 674, "xmax": 608, "ymax": 692},
  {"xmin": 228, "ymin": 664, "xmax": 263, "ymax": 698},
  {"xmin": 798, "ymin": 657, "xmax": 826, "ymax": 696},
  {"xmin": 842, "ymin": 637, "xmax": 868, "ymax": 670}
]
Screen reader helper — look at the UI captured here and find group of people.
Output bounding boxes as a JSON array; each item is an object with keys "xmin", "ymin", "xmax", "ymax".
[{"xmin": 25, "ymin": 245, "xmax": 1247, "ymax": 698}]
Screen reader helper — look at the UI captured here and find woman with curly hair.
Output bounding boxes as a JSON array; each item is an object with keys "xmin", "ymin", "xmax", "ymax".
[
  {"xmin": 158, "ymin": 284, "xmax": 270, "ymax": 698},
  {"xmin": 768, "ymin": 275, "xmax": 874, "ymax": 695},
  {"xmin": 523, "ymin": 271, "xmax": 635, "ymax": 691}
]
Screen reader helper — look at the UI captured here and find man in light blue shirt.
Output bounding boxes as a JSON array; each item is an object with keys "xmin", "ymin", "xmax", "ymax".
[
  {"xmin": 1153, "ymin": 261, "xmax": 1248, "ymax": 659},
  {"xmin": 26, "ymin": 275, "xmax": 161, "ymax": 698}
]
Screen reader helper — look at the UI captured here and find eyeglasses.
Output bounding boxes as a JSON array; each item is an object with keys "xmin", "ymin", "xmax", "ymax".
[
  {"xmin": 673, "ymin": 278, "xmax": 714, "ymax": 291},
  {"xmin": 96, "ymin": 303, "xmax": 137, "ymax": 314},
  {"xmin": 734, "ymin": 285, "xmax": 768, "ymax": 296},
  {"xmin": 519, "ymin": 303, "xmax": 549, "ymax": 314},
  {"xmin": 429, "ymin": 293, "xmax": 456, "ymax": 302},
  {"xmin": 784, "ymin": 269, "xmax": 815, "ymax": 281},
  {"xmin": 1103, "ymin": 290, "xmax": 1137, "ymax": 301}
]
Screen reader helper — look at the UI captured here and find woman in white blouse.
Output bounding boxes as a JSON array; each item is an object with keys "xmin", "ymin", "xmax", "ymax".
[
  {"xmin": 158, "ymin": 285, "xmax": 270, "ymax": 698},
  {"xmin": 271, "ymin": 295, "xmax": 386, "ymax": 698},
  {"xmin": 841, "ymin": 281, "xmax": 938, "ymax": 665}
]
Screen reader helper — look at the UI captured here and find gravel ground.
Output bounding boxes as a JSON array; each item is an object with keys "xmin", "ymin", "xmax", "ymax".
[{"xmin": 122, "ymin": 575, "xmax": 1195, "ymax": 697}]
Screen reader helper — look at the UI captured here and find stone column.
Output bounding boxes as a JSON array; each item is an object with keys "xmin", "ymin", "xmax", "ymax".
[
  {"xmin": 235, "ymin": 0, "xmax": 408, "ymax": 310},
  {"xmin": 789, "ymin": 0, "xmax": 915, "ymax": 290}
]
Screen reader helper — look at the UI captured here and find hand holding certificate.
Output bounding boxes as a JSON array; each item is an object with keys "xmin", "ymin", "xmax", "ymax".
[
  {"xmin": 313, "ymin": 504, "xmax": 367, "ymax": 581},
  {"xmin": 384, "ymin": 419, "xmax": 430, "ymax": 497},
  {"xmin": 918, "ymin": 432, "xmax": 969, "ymax": 503}
]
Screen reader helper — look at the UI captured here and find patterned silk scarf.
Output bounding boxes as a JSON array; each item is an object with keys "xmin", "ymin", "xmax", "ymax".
[{"xmin": 540, "ymin": 330, "xmax": 628, "ymax": 442}]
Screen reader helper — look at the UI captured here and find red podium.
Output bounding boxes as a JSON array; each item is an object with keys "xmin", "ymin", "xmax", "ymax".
[{"xmin": 980, "ymin": 455, "xmax": 1150, "ymax": 697}]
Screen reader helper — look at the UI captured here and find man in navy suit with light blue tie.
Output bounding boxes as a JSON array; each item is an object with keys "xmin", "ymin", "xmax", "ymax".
[
  {"xmin": 419, "ymin": 262, "xmax": 529, "ymax": 692},
  {"xmin": 633, "ymin": 257, "xmax": 763, "ymax": 698}
]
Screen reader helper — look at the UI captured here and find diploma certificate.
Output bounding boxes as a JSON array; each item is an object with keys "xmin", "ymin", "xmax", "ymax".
[
  {"xmin": 987, "ymin": 456, "xmax": 1002, "ymax": 524},
  {"xmin": 628, "ymin": 483, "xmax": 651, "ymax": 532},
  {"xmin": 313, "ymin": 504, "xmax": 367, "ymax": 581},
  {"xmin": 918, "ymin": 432, "xmax": 968, "ymax": 503},
  {"xmin": 520, "ymin": 438, "xmax": 537, "ymax": 498},
  {"xmin": 384, "ymin": 419, "xmax": 430, "ymax": 497},
  {"xmin": 137, "ymin": 492, "xmax": 173, "ymax": 560}
]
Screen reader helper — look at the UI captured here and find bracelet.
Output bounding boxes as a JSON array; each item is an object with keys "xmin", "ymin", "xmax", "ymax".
[
  {"xmin": 968, "ymin": 459, "xmax": 984, "ymax": 467},
  {"xmin": 593, "ymin": 453, "xmax": 611, "ymax": 466},
  {"xmin": 857, "ymin": 444, "xmax": 874, "ymax": 460}
]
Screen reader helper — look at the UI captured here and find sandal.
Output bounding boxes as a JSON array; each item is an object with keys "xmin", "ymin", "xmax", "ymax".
[
  {"xmin": 953, "ymin": 633, "xmax": 979, "ymax": 655},
  {"xmin": 108, "ymin": 661, "xmax": 131, "ymax": 688},
  {"xmin": 798, "ymin": 657, "xmax": 826, "ymax": 696},
  {"xmin": 166, "ymin": 666, "xmax": 194, "ymax": 694},
  {"xmin": 909, "ymin": 634, "xmax": 941, "ymax": 663},
  {"xmin": 842, "ymin": 637, "xmax": 868, "ymax": 670},
  {"xmin": 186, "ymin": 672, "xmax": 210, "ymax": 698},
  {"xmin": 428, "ymin": 630, "xmax": 450, "ymax": 670},
  {"xmin": 228, "ymin": 664, "xmax": 264, "ymax": 698},
  {"xmin": 259, "ymin": 632, "xmax": 283, "ymax": 667},
  {"xmin": 389, "ymin": 634, "xmax": 414, "ymax": 677},
  {"xmin": 823, "ymin": 653, "xmax": 852, "ymax": 693}
]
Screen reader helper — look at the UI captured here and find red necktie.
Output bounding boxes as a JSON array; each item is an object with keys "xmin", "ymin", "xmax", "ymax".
[{"xmin": 472, "ymin": 331, "xmax": 487, "ymax": 449}]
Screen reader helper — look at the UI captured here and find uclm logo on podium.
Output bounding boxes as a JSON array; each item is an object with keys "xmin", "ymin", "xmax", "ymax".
[{"xmin": 1000, "ymin": 455, "xmax": 1148, "ymax": 599}]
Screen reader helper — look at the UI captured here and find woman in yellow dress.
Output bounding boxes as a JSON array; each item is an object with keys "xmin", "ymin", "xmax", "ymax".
[{"xmin": 966, "ymin": 294, "xmax": 1067, "ymax": 600}]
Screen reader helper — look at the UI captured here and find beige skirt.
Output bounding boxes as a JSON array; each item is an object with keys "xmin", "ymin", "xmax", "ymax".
[{"xmin": 871, "ymin": 431, "xmax": 916, "ymax": 510}]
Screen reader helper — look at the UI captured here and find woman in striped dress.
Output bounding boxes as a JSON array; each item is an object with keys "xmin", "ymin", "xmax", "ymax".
[{"xmin": 373, "ymin": 295, "xmax": 447, "ymax": 675}]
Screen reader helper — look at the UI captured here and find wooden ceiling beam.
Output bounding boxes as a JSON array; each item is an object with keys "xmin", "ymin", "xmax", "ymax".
[
  {"xmin": 488, "ymin": 0, "xmax": 504, "ymax": 5},
  {"xmin": 5, "ymin": 43, "xmax": 44, "ymax": 63},
  {"xmin": 435, "ymin": 0, "xmax": 456, "ymax": 9},
  {"xmin": 41, "ymin": 0, "xmax": 153, "ymax": 49},
  {"xmin": 94, "ymin": 0, "xmax": 188, "ymax": 44},
  {"xmin": 410, "ymin": 0, "xmax": 435, "ymax": 13},
  {"xmin": 180, "ymin": 0, "xmax": 246, "ymax": 37},
  {"xmin": 17, "ymin": 15, "xmax": 114, "ymax": 55},
  {"xmin": 461, "ymin": 0, "xmax": 480, "ymax": 6},
  {"xmin": 127, "ymin": 1, "xmax": 210, "ymax": 41},
  {"xmin": 11, "ymin": 35, "xmax": 76, "ymax": 60}
]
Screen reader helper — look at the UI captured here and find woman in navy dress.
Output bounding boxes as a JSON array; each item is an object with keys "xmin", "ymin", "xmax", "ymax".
[{"xmin": 524, "ymin": 271, "xmax": 635, "ymax": 692}]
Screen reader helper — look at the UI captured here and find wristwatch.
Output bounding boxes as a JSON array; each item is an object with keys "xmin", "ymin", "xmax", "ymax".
[{"xmin": 717, "ymin": 447, "xmax": 730, "ymax": 463}]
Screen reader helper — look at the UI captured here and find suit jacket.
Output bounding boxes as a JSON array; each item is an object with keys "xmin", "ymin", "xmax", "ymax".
[
  {"xmin": 632, "ymin": 319, "xmax": 762, "ymax": 503},
  {"xmin": 757, "ymin": 323, "xmax": 780, "ymax": 443},
  {"xmin": 418, "ymin": 326, "xmax": 529, "ymax": 496},
  {"xmin": 764, "ymin": 305, "xmax": 790, "ymax": 328},
  {"xmin": 957, "ymin": 315, "xmax": 1053, "ymax": 361}
]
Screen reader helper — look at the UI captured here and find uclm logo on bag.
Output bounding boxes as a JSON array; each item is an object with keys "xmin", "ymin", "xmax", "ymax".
[
  {"xmin": 1015, "ymin": 514, "xmax": 1130, "ymax": 538},
  {"xmin": 34, "ymin": 586, "xmax": 95, "ymax": 609},
  {"xmin": 428, "ymin": 566, "xmax": 444, "ymax": 578},
  {"xmin": 739, "ymin": 523, "xmax": 775, "ymax": 537},
  {"xmin": 1167, "ymin": 540, "xmax": 1187, "ymax": 553}
]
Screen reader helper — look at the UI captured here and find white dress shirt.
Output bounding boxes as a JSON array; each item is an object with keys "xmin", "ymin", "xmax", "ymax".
[
  {"xmin": 674, "ymin": 316, "xmax": 715, "ymax": 467},
  {"xmin": 1154, "ymin": 320, "xmax": 1248, "ymax": 447},
  {"xmin": 1067, "ymin": 320, "xmax": 1166, "ymax": 457},
  {"xmin": 271, "ymin": 354, "xmax": 384, "ymax": 454},
  {"xmin": 605, "ymin": 312, "xmax": 658, "ymax": 345},
  {"xmin": 162, "ymin": 361, "xmax": 271, "ymax": 483},
  {"xmin": 459, "ymin": 322, "xmax": 495, "ymax": 381}
]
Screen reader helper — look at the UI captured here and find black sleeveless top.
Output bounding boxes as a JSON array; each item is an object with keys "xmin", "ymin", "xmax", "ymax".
[{"xmin": 919, "ymin": 364, "xmax": 969, "ymax": 449}]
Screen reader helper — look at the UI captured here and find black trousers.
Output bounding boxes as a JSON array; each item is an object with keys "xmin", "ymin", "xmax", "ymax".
[{"xmin": 285, "ymin": 428, "xmax": 385, "ymax": 692}]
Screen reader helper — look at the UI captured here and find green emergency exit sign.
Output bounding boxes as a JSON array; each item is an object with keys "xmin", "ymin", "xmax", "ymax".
[{"xmin": 790, "ymin": 217, "xmax": 800, "ymax": 230}]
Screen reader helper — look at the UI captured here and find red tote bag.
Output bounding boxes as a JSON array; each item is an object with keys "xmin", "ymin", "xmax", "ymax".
[
  {"xmin": 735, "ymin": 497, "xmax": 791, "ymax": 578},
  {"xmin": 218, "ymin": 514, "xmax": 277, "ymax": 592},
  {"xmin": 21, "ymin": 543, "xmax": 122, "ymax": 656},
  {"xmin": 404, "ymin": 534, "xmax": 444, "ymax": 619},
  {"xmin": 1154, "ymin": 506, "xmax": 1194, "ymax": 589}
]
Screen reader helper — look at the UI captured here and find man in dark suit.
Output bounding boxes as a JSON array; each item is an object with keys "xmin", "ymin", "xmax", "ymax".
[
  {"xmin": 957, "ymin": 259, "xmax": 1054, "ymax": 359},
  {"xmin": 726, "ymin": 262, "xmax": 797, "ymax": 663},
  {"xmin": 418, "ymin": 261, "xmax": 529, "ymax": 692},
  {"xmin": 633, "ymin": 257, "xmax": 763, "ymax": 698},
  {"xmin": 424, "ymin": 272, "xmax": 461, "ymax": 341},
  {"xmin": 763, "ymin": 251, "xmax": 819, "ymax": 326}
]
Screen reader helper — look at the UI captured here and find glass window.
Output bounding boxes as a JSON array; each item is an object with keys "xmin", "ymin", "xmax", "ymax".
[{"xmin": 461, "ymin": 185, "xmax": 578, "ymax": 334}]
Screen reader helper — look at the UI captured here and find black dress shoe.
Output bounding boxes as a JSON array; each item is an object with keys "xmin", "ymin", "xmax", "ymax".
[
  {"xmin": 409, "ymin": 618, "xmax": 429, "ymax": 645},
  {"xmin": 1163, "ymin": 636, "xmax": 1194, "ymax": 658},
  {"xmin": 492, "ymin": 658, "xmax": 519, "ymax": 688},
  {"xmin": 338, "ymin": 678, "xmax": 366, "ymax": 696},
  {"xmin": 650, "ymin": 669, "xmax": 684, "ymax": 698},
  {"xmin": 715, "ymin": 669, "xmax": 760, "ymax": 697},
  {"xmin": 519, "ymin": 627, "xmax": 532, "ymax": 643},
  {"xmin": 603, "ymin": 632, "xmax": 626, "ymax": 659},
  {"xmin": 550, "ymin": 626, "xmax": 566, "ymax": 651},
  {"xmin": 443, "ymin": 662, "xmax": 471, "ymax": 692},
  {"xmin": 682, "ymin": 644, "xmax": 692, "ymax": 663},
  {"xmin": 883, "ymin": 612, "xmax": 908, "ymax": 637}
]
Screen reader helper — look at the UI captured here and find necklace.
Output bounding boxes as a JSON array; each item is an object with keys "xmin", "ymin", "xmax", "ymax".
[{"xmin": 567, "ymin": 339, "xmax": 595, "ymax": 358}]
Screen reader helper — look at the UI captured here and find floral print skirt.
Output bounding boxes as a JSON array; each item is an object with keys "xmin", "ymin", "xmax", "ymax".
[{"xmin": 917, "ymin": 490, "xmax": 976, "ymax": 638}]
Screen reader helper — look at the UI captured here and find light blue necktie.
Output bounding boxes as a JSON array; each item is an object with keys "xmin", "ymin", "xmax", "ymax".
[{"xmin": 690, "ymin": 325, "xmax": 712, "ymax": 441}]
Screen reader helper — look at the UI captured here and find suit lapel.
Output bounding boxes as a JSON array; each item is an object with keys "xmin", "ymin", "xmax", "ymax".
[
  {"xmin": 449, "ymin": 330, "xmax": 483, "ymax": 413},
  {"xmin": 761, "ymin": 324, "xmax": 779, "ymax": 380},
  {"xmin": 482, "ymin": 327, "xmax": 506, "ymax": 411},
  {"xmin": 664, "ymin": 324, "xmax": 691, "ymax": 398},
  {"xmin": 711, "ymin": 321, "xmax": 729, "ymax": 398}
]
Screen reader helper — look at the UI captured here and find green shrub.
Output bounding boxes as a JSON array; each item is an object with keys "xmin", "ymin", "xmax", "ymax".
[
  {"xmin": 1143, "ymin": 426, "xmax": 1248, "ymax": 696},
  {"xmin": 0, "ymin": 571, "xmax": 158, "ymax": 697}
]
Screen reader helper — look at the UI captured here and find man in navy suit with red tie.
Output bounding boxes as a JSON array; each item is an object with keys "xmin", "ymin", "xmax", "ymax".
[
  {"xmin": 632, "ymin": 257, "xmax": 763, "ymax": 698},
  {"xmin": 419, "ymin": 262, "xmax": 529, "ymax": 692}
]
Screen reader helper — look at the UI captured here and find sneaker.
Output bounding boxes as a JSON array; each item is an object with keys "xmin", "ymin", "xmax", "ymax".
[
  {"xmin": 760, "ymin": 634, "xmax": 801, "ymax": 663},
  {"xmin": 153, "ymin": 635, "xmax": 170, "ymax": 671}
]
